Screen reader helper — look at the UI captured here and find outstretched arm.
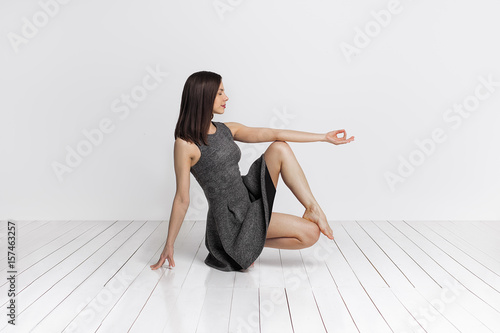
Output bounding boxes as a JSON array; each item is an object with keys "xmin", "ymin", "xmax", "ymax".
[{"xmin": 225, "ymin": 122, "xmax": 355, "ymax": 145}]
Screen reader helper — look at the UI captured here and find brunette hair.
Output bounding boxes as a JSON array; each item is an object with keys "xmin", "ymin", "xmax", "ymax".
[{"xmin": 174, "ymin": 71, "xmax": 222, "ymax": 146}]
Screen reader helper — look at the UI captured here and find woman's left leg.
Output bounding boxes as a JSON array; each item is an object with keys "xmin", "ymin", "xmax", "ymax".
[
  {"xmin": 265, "ymin": 212, "xmax": 320, "ymax": 249},
  {"xmin": 263, "ymin": 140, "xmax": 334, "ymax": 240}
]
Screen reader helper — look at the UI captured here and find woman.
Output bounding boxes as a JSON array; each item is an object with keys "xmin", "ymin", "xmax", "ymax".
[{"xmin": 150, "ymin": 71, "xmax": 354, "ymax": 272}]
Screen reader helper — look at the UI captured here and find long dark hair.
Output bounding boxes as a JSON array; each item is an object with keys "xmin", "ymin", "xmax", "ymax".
[{"xmin": 174, "ymin": 71, "xmax": 222, "ymax": 146}]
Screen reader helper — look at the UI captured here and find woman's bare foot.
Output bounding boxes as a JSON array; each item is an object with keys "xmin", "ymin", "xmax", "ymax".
[{"xmin": 302, "ymin": 204, "xmax": 334, "ymax": 240}]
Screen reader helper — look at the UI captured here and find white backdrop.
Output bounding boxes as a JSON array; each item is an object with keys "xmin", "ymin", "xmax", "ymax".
[{"xmin": 1, "ymin": 0, "xmax": 499, "ymax": 221}]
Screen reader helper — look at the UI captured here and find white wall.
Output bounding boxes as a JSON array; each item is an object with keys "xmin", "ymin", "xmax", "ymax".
[{"xmin": 1, "ymin": 0, "xmax": 499, "ymax": 221}]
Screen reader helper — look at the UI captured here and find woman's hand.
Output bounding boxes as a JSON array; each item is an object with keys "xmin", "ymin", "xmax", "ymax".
[
  {"xmin": 150, "ymin": 244, "xmax": 175, "ymax": 270},
  {"xmin": 325, "ymin": 129, "xmax": 355, "ymax": 145}
]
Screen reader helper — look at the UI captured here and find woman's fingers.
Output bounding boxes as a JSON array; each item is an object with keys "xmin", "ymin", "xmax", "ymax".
[
  {"xmin": 320, "ymin": 225, "xmax": 334, "ymax": 240},
  {"xmin": 167, "ymin": 256, "xmax": 175, "ymax": 268},
  {"xmin": 325, "ymin": 225, "xmax": 334, "ymax": 240},
  {"xmin": 150, "ymin": 258, "xmax": 164, "ymax": 270},
  {"xmin": 334, "ymin": 129, "xmax": 346, "ymax": 138},
  {"xmin": 149, "ymin": 248, "xmax": 176, "ymax": 270},
  {"xmin": 326, "ymin": 129, "xmax": 356, "ymax": 145},
  {"xmin": 332, "ymin": 131, "xmax": 354, "ymax": 145}
]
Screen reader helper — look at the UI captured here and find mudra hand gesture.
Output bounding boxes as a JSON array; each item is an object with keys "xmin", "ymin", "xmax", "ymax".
[{"xmin": 325, "ymin": 129, "xmax": 355, "ymax": 145}]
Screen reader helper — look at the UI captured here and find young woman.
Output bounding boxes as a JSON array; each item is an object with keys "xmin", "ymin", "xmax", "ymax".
[{"xmin": 150, "ymin": 71, "xmax": 354, "ymax": 272}]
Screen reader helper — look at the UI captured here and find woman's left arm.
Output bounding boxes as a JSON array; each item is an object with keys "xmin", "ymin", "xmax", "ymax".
[{"xmin": 227, "ymin": 122, "xmax": 354, "ymax": 145}]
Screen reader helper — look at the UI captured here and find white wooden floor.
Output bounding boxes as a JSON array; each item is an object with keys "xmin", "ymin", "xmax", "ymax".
[{"xmin": 1, "ymin": 220, "xmax": 500, "ymax": 333}]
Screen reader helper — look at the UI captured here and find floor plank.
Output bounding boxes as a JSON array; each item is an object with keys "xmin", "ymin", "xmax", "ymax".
[
  {"xmin": 287, "ymin": 288, "xmax": 326, "ymax": 333},
  {"xmin": 481, "ymin": 221, "xmax": 500, "ymax": 233},
  {"xmin": 301, "ymin": 238, "xmax": 337, "ymax": 289},
  {"xmin": 439, "ymin": 221, "xmax": 500, "ymax": 260},
  {"xmin": 412, "ymin": 221, "xmax": 500, "ymax": 292},
  {"xmin": 161, "ymin": 286, "xmax": 207, "ymax": 333},
  {"xmin": 9, "ymin": 220, "xmax": 75, "ymax": 264},
  {"xmin": 363, "ymin": 286, "xmax": 424, "ymax": 333},
  {"xmin": 358, "ymin": 221, "xmax": 440, "ymax": 290},
  {"xmin": 312, "ymin": 287, "xmax": 358, "ymax": 333},
  {"xmin": 1, "ymin": 221, "xmax": 114, "ymax": 311},
  {"xmin": 373, "ymin": 221, "xmax": 454, "ymax": 287},
  {"xmin": 416, "ymin": 284, "xmax": 491, "ymax": 333},
  {"xmin": 342, "ymin": 221, "xmax": 414, "ymax": 289},
  {"xmin": 0, "ymin": 220, "xmax": 99, "ymax": 285},
  {"xmin": 18, "ymin": 221, "xmax": 145, "ymax": 332},
  {"xmin": 4, "ymin": 220, "xmax": 500, "ymax": 333},
  {"xmin": 96, "ymin": 221, "xmax": 204, "ymax": 332},
  {"xmin": 323, "ymin": 236, "xmax": 360, "ymax": 288},
  {"xmin": 1, "ymin": 220, "xmax": 124, "ymax": 332},
  {"xmin": 330, "ymin": 221, "xmax": 388, "ymax": 288},
  {"xmin": 391, "ymin": 286, "xmax": 460, "ymax": 333},
  {"xmin": 259, "ymin": 248, "xmax": 284, "ymax": 288},
  {"xmin": 0, "ymin": 220, "xmax": 62, "ymax": 266},
  {"xmin": 35, "ymin": 221, "xmax": 161, "ymax": 333},
  {"xmin": 337, "ymin": 284, "xmax": 392, "ymax": 333},
  {"xmin": 393, "ymin": 221, "xmax": 500, "ymax": 310},
  {"xmin": 228, "ymin": 288, "xmax": 260, "ymax": 333},
  {"xmin": 129, "ymin": 221, "xmax": 203, "ymax": 333},
  {"xmin": 234, "ymin": 257, "xmax": 260, "ymax": 288},
  {"xmin": 62, "ymin": 220, "xmax": 192, "ymax": 333},
  {"xmin": 196, "ymin": 287, "xmax": 233, "ymax": 333},
  {"xmin": 423, "ymin": 221, "xmax": 500, "ymax": 276},
  {"xmin": 471, "ymin": 221, "xmax": 500, "ymax": 241},
  {"xmin": 281, "ymin": 248, "xmax": 310, "ymax": 290},
  {"xmin": 259, "ymin": 287, "xmax": 293, "ymax": 333}
]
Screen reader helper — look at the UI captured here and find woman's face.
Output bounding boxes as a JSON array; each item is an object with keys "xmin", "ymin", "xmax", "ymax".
[{"xmin": 212, "ymin": 81, "xmax": 229, "ymax": 116}]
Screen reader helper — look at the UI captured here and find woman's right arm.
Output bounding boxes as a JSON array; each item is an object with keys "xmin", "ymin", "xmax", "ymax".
[{"xmin": 150, "ymin": 139, "xmax": 193, "ymax": 270}]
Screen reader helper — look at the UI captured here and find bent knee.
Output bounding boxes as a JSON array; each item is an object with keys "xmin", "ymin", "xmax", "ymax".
[
  {"xmin": 302, "ymin": 223, "xmax": 321, "ymax": 247},
  {"xmin": 270, "ymin": 140, "xmax": 292, "ymax": 155},
  {"xmin": 271, "ymin": 140, "xmax": 290, "ymax": 147}
]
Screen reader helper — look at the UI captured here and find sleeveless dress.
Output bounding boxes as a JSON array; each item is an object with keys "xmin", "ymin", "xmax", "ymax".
[{"xmin": 190, "ymin": 121, "xmax": 276, "ymax": 271}]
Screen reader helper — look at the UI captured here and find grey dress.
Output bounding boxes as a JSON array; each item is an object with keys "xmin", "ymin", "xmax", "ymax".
[{"xmin": 190, "ymin": 121, "xmax": 276, "ymax": 271}]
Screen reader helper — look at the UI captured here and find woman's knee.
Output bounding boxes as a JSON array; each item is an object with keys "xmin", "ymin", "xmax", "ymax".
[
  {"xmin": 269, "ymin": 140, "xmax": 292, "ymax": 156},
  {"xmin": 302, "ymin": 222, "xmax": 321, "ymax": 247},
  {"xmin": 264, "ymin": 140, "xmax": 291, "ymax": 168},
  {"xmin": 271, "ymin": 140, "xmax": 290, "ymax": 148}
]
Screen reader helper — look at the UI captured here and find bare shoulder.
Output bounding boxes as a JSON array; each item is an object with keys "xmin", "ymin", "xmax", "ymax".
[
  {"xmin": 223, "ymin": 122, "xmax": 245, "ymax": 137},
  {"xmin": 174, "ymin": 137, "xmax": 201, "ymax": 167}
]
